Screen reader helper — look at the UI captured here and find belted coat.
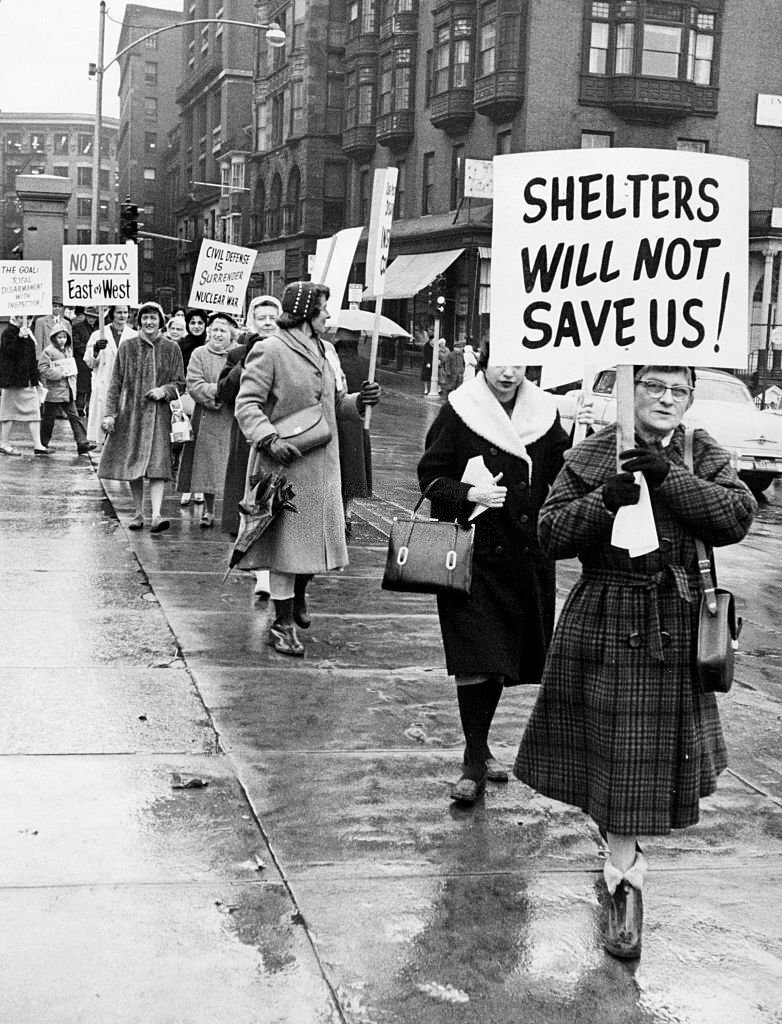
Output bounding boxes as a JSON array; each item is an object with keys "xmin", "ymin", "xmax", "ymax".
[
  {"xmin": 515, "ymin": 424, "xmax": 757, "ymax": 835},
  {"xmin": 234, "ymin": 326, "xmax": 362, "ymax": 574},
  {"xmin": 418, "ymin": 375, "xmax": 570, "ymax": 685}
]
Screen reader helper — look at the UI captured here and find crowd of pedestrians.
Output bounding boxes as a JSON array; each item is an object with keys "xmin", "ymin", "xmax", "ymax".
[{"xmin": 1, "ymin": 288, "xmax": 761, "ymax": 965}]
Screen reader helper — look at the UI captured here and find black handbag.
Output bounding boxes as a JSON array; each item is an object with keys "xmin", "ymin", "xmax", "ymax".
[
  {"xmin": 382, "ymin": 479, "xmax": 474, "ymax": 595},
  {"xmin": 685, "ymin": 430, "xmax": 741, "ymax": 693}
]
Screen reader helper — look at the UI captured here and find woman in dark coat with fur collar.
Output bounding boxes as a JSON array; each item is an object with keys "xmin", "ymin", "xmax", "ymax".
[{"xmin": 417, "ymin": 343, "xmax": 583, "ymax": 804}]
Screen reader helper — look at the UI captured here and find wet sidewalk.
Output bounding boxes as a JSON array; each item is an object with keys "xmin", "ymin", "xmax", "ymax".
[{"xmin": 2, "ymin": 380, "xmax": 782, "ymax": 1023}]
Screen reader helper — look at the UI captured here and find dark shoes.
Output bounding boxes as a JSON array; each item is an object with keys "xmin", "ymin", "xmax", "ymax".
[
  {"xmin": 484, "ymin": 757, "xmax": 509, "ymax": 782},
  {"xmin": 77, "ymin": 442, "xmax": 96, "ymax": 455},
  {"xmin": 450, "ymin": 772, "xmax": 487, "ymax": 804},
  {"xmin": 268, "ymin": 621, "xmax": 304, "ymax": 657},
  {"xmin": 293, "ymin": 595, "xmax": 310, "ymax": 630},
  {"xmin": 150, "ymin": 518, "xmax": 170, "ymax": 534},
  {"xmin": 604, "ymin": 880, "xmax": 643, "ymax": 959}
]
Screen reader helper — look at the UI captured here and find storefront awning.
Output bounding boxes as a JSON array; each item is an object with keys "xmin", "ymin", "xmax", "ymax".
[{"xmin": 370, "ymin": 248, "xmax": 464, "ymax": 300}]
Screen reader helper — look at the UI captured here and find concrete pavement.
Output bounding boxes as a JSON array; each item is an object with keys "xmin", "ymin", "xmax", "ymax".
[{"xmin": 1, "ymin": 367, "xmax": 782, "ymax": 1023}]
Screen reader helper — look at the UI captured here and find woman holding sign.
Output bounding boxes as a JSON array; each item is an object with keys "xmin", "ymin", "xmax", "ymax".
[
  {"xmin": 417, "ymin": 343, "xmax": 583, "ymax": 805},
  {"xmin": 515, "ymin": 364, "xmax": 756, "ymax": 959}
]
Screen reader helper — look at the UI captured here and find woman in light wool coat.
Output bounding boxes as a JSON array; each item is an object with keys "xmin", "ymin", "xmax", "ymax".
[{"xmin": 234, "ymin": 281, "xmax": 379, "ymax": 657}]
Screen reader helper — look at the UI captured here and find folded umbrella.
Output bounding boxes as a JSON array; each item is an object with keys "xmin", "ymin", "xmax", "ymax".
[{"xmin": 223, "ymin": 464, "xmax": 297, "ymax": 582}]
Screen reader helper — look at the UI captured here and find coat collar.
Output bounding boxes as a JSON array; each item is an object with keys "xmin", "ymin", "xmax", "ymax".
[
  {"xmin": 448, "ymin": 373, "xmax": 558, "ymax": 461},
  {"xmin": 276, "ymin": 325, "xmax": 325, "ymax": 372}
]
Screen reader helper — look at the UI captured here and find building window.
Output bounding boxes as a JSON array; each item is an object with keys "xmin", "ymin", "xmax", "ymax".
[
  {"xmin": 581, "ymin": 130, "xmax": 613, "ymax": 147},
  {"xmin": 144, "ymin": 203, "xmax": 155, "ymax": 219},
  {"xmin": 424, "ymin": 50, "xmax": 433, "ymax": 105},
  {"xmin": 450, "ymin": 144, "xmax": 464, "ymax": 209},
  {"xmin": 99, "ymin": 200, "xmax": 111, "ymax": 219},
  {"xmin": 78, "ymin": 133, "xmax": 93, "ymax": 155},
  {"xmin": 144, "ymin": 34, "xmax": 158, "ymax": 49},
  {"xmin": 253, "ymin": 178, "xmax": 266, "ymax": 239},
  {"xmin": 30, "ymin": 132, "xmax": 46, "ymax": 152},
  {"xmin": 327, "ymin": 72, "xmax": 345, "ymax": 133},
  {"xmin": 348, "ymin": 0, "xmax": 375, "ymax": 39},
  {"xmin": 54, "ymin": 132, "xmax": 69, "ymax": 154},
  {"xmin": 145, "ymin": 97, "xmax": 158, "ymax": 120},
  {"xmin": 323, "ymin": 161, "xmax": 346, "ymax": 234},
  {"xmin": 479, "ymin": 1, "xmax": 497, "ymax": 77},
  {"xmin": 676, "ymin": 137, "xmax": 707, "ymax": 152},
  {"xmin": 584, "ymin": 1, "xmax": 717, "ymax": 86},
  {"xmin": 271, "ymin": 92, "xmax": 285, "ymax": 147},
  {"xmin": 145, "ymin": 132, "xmax": 157, "ymax": 152},
  {"xmin": 99, "ymin": 169, "xmax": 110, "ymax": 190},
  {"xmin": 434, "ymin": 16, "xmax": 473, "ymax": 94},
  {"xmin": 144, "ymin": 62, "xmax": 158, "ymax": 86},
  {"xmin": 6, "ymin": 132, "xmax": 22, "ymax": 152},
  {"xmin": 5, "ymin": 164, "xmax": 20, "ymax": 187},
  {"xmin": 287, "ymin": 166, "xmax": 302, "ymax": 233},
  {"xmin": 77, "ymin": 229, "xmax": 91, "ymax": 244},
  {"xmin": 345, "ymin": 71, "xmax": 357, "ymax": 128},
  {"xmin": 269, "ymin": 173, "xmax": 283, "ymax": 236},
  {"xmin": 143, "ymin": 238, "xmax": 155, "ymax": 260},
  {"xmin": 496, "ymin": 129, "xmax": 512, "ymax": 154},
  {"xmin": 359, "ymin": 167, "xmax": 371, "ymax": 222},
  {"xmin": 53, "ymin": 165, "xmax": 68, "ymax": 177},
  {"xmin": 77, "ymin": 167, "xmax": 92, "ymax": 188},
  {"xmin": 394, "ymin": 159, "xmax": 406, "ymax": 219},
  {"xmin": 422, "ymin": 151, "xmax": 435, "ymax": 215},
  {"xmin": 380, "ymin": 47, "xmax": 412, "ymax": 114},
  {"xmin": 144, "ymin": 167, "xmax": 157, "ymax": 181},
  {"xmin": 98, "ymin": 230, "xmax": 110, "ymax": 244},
  {"xmin": 358, "ymin": 70, "xmax": 375, "ymax": 124},
  {"xmin": 380, "ymin": 53, "xmax": 393, "ymax": 115},
  {"xmin": 77, "ymin": 198, "xmax": 92, "ymax": 219},
  {"xmin": 230, "ymin": 159, "xmax": 245, "ymax": 193}
]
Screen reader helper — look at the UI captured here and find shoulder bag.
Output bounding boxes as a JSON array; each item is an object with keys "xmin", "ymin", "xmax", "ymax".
[
  {"xmin": 382, "ymin": 478, "xmax": 474, "ymax": 596},
  {"xmin": 273, "ymin": 404, "xmax": 331, "ymax": 453},
  {"xmin": 684, "ymin": 429, "xmax": 741, "ymax": 693}
]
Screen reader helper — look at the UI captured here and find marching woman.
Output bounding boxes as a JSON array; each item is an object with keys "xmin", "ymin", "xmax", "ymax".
[
  {"xmin": 84, "ymin": 304, "xmax": 135, "ymax": 447},
  {"xmin": 417, "ymin": 342, "xmax": 584, "ymax": 804},
  {"xmin": 0, "ymin": 316, "xmax": 46, "ymax": 455},
  {"xmin": 176, "ymin": 311, "xmax": 237, "ymax": 528},
  {"xmin": 235, "ymin": 281, "xmax": 379, "ymax": 657},
  {"xmin": 515, "ymin": 365, "xmax": 756, "ymax": 958},
  {"xmin": 98, "ymin": 302, "xmax": 185, "ymax": 532}
]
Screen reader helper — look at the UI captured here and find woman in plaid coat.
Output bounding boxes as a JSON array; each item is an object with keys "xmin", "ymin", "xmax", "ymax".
[{"xmin": 515, "ymin": 365, "xmax": 756, "ymax": 959}]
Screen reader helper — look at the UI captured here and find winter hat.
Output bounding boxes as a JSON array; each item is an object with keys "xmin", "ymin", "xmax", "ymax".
[
  {"xmin": 137, "ymin": 301, "xmax": 165, "ymax": 328},
  {"xmin": 207, "ymin": 311, "xmax": 237, "ymax": 328},
  {"xmin": 279, "ymin": 281, "xmax": 329, "ymax": 325},
  {"xmin": 245, "ymin": 294, "xmax": 281, "ymax": 328},
  {"xmin": 167, "ymin": 313, "xmax": 186, "ymax": 332},
  {"xmin": 48, "ymin": 318, "xmax": 72, "ymax": 342}
]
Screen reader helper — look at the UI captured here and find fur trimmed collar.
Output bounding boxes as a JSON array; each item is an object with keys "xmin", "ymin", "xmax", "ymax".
[{"xmin": 447, "ymin": 373, "xmax": 558, "ymax": 460}]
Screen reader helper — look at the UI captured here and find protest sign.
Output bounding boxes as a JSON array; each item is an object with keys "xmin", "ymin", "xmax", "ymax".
[
  {"xmin": 0, "ymin": 261, "xmax": 52, "ymax": 316},
  {"xmin": 311, "ymin": 227, "xmax": 363, "ymax": 305},
  {"xmin": 62, "ymin": 245, "xmax": 138, "ymax": 306},
  {"xmin": 188, "ymin": 239, "xmax": 256, "ymax": 316},
  {"xmin": 365, "ymin": 167, "xmax": 398, "ymax": 297},
  {"xmin": 489, "ymin": 149, "xmax": 748, "ymax": 371}
]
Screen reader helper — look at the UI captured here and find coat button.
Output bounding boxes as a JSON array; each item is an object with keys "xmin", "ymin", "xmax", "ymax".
[
  {"xmin": 489, "ymin": 447, "xmax": 498, "ymax": 455},
  {"xmin": 314, "ymin": 392, "xmax": 322, "ymax": 400},
  {"xmin": 627, "ymin": 631, "xmax": 642, "ymax": 649},
  {"xmin": 520, "ymin": 514, "xmax": 529, "ymax": 524},
  {"xmin": 495, "ymin": 545, "xmax": 504, "ymax": 555},
  {"xmin": 660, "ymin": 630, "xmax": 671, "ymax": 646}
]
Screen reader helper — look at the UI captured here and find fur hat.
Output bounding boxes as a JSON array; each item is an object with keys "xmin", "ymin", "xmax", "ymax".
[
  {"xmin": 48, "ymin": 318, "xmax": 72, "ymax": 341},
  {"xmin": 137, "ymin": 301, "xmax": 166, "ymax": 328}
]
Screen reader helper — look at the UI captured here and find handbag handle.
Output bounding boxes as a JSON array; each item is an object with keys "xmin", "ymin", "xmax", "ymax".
[
  {"xmin": 413, "ymin": 477, "xmax": 448, "ymax": 519},
  {"xmin": 684, "ymin": 428, "xmax": 718, "ymax": 616}
]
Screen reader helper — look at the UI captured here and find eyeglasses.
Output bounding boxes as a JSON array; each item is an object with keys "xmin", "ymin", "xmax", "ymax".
[{"xmin": 635, "ymin": 379, "xmax": 694, "ymax": 402}]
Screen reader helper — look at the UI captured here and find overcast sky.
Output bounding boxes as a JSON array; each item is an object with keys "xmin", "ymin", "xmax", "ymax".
[{"xmin": 0, "ymin": 0, "xmax": 182, "ymax": 120}]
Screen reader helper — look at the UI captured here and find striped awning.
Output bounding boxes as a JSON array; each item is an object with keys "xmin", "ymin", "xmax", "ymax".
[{"xmin": 369, "ymin": 248, "xmax": 464, "ymax": 300}]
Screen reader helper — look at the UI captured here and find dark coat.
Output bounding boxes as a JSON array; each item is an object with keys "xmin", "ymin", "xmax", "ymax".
[
  {"xmin": 0, "ymin": 324, "xmax": 39, "ymax": 388},
  {"xmin": 98, "ymin": 332, "xmax": 185, "ymax": 481},
  {"xmin": 515, "ymin": 424, "xmax": 757, "ymax": 835},
  {"xmin": 178, "ymin": 333, "xmax": 205, "ymax": 373},
  {"xmin": 335, "ymin": 347, "xmax": 372, "ymax": 500},
  {"xmin": 417, "ymin": 379, "xmax": 569, "ymax": 685},
  {"xmin": 70, "ymin": 318, "xmax": 93, "ymax": 393}
]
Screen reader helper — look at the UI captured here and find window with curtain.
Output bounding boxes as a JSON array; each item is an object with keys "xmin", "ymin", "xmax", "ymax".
[
  {"xmin": 479, "ymin": 1, "xmax": 497, "ymax": 76},
  {"xmin": 422, "ymin": 152, "xmax": 435, "ymax": 215}
]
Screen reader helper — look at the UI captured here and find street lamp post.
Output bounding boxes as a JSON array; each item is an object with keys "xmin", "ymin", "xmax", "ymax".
[{"xmin": 89, "ymin": 0, "xmax": 286, "ymax": 244}]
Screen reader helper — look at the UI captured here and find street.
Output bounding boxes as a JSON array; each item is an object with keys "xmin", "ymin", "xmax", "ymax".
[{"xmin": 1, "ymin": 365, "xmax": 781, "ymax": 1023}]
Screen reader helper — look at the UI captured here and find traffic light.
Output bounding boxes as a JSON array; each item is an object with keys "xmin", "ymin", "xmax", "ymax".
[
  {"xmin": 436, "ymin": 292, "xmax": 446, "ymax": 314},
  {"xmin": 119, "ymin": 202, "xmax": 139, "ymax": 243}
]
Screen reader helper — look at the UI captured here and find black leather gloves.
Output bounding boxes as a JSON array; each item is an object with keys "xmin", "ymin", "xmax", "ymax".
[
  {"xmin": 620, "ymin": 446, "xmax": 670, "ymax": 489},
  {"xmin": 263, "ymin": 436, "xmax": 301, "ymax": 465},
  {"xmin": 356, "ymin": 380, "xmax": 381, "ymax": 414},
  {"xmin": 602, "ymin": 472, "xmax": 641, "ymax": 513}
]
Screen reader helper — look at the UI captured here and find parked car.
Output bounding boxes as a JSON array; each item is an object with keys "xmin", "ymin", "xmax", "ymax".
[{"xmin": 556, "ymin": 367, "xmax": 782, "ymax": 495}]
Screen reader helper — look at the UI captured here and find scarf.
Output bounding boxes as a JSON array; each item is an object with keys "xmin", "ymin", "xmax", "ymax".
[{"xmin": 448, "ymin": 372, "xmax": 559, "ymax": 477}]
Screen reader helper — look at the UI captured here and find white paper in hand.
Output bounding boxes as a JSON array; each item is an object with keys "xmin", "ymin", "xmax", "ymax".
[
  {"xmin": 461, "ymin": 455, "xmax": 495, "ymax": 521},
  {"xmin": 611, "ymin": 473, "xmax": 659, "ymax": 557}
]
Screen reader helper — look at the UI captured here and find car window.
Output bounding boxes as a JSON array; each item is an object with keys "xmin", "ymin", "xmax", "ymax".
[
  {"xmin": 593, "ymin": 370, "xmax": 616, "ymax": 395},
  {"xmin": 696, "ymin": 378, "xmax": 755, "ymax": 406}
]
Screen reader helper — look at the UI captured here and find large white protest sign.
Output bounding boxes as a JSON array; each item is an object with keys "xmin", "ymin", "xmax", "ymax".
[
  {"xmin": 0, "ymin": 261, "xmax": 52, "ymax": 316},
  {"xmin": 62, "ymin": 245, "xmax": 138, "ymax": 306},
  {"xmin": 188, "ymin": 239, "xmax": 256, "ymax": 316},
  {"xmin": 490, "ymin": 149, "xmax": 748, "ymax": 370},
  {"xmin": 365, "ymin": 167, "xmax": 398, "ymax": 297}
]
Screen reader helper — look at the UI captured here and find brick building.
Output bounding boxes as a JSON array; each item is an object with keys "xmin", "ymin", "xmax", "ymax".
[{"xmin": 0, "ymin": 112, "xmax": 119, "ymax": 264}]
